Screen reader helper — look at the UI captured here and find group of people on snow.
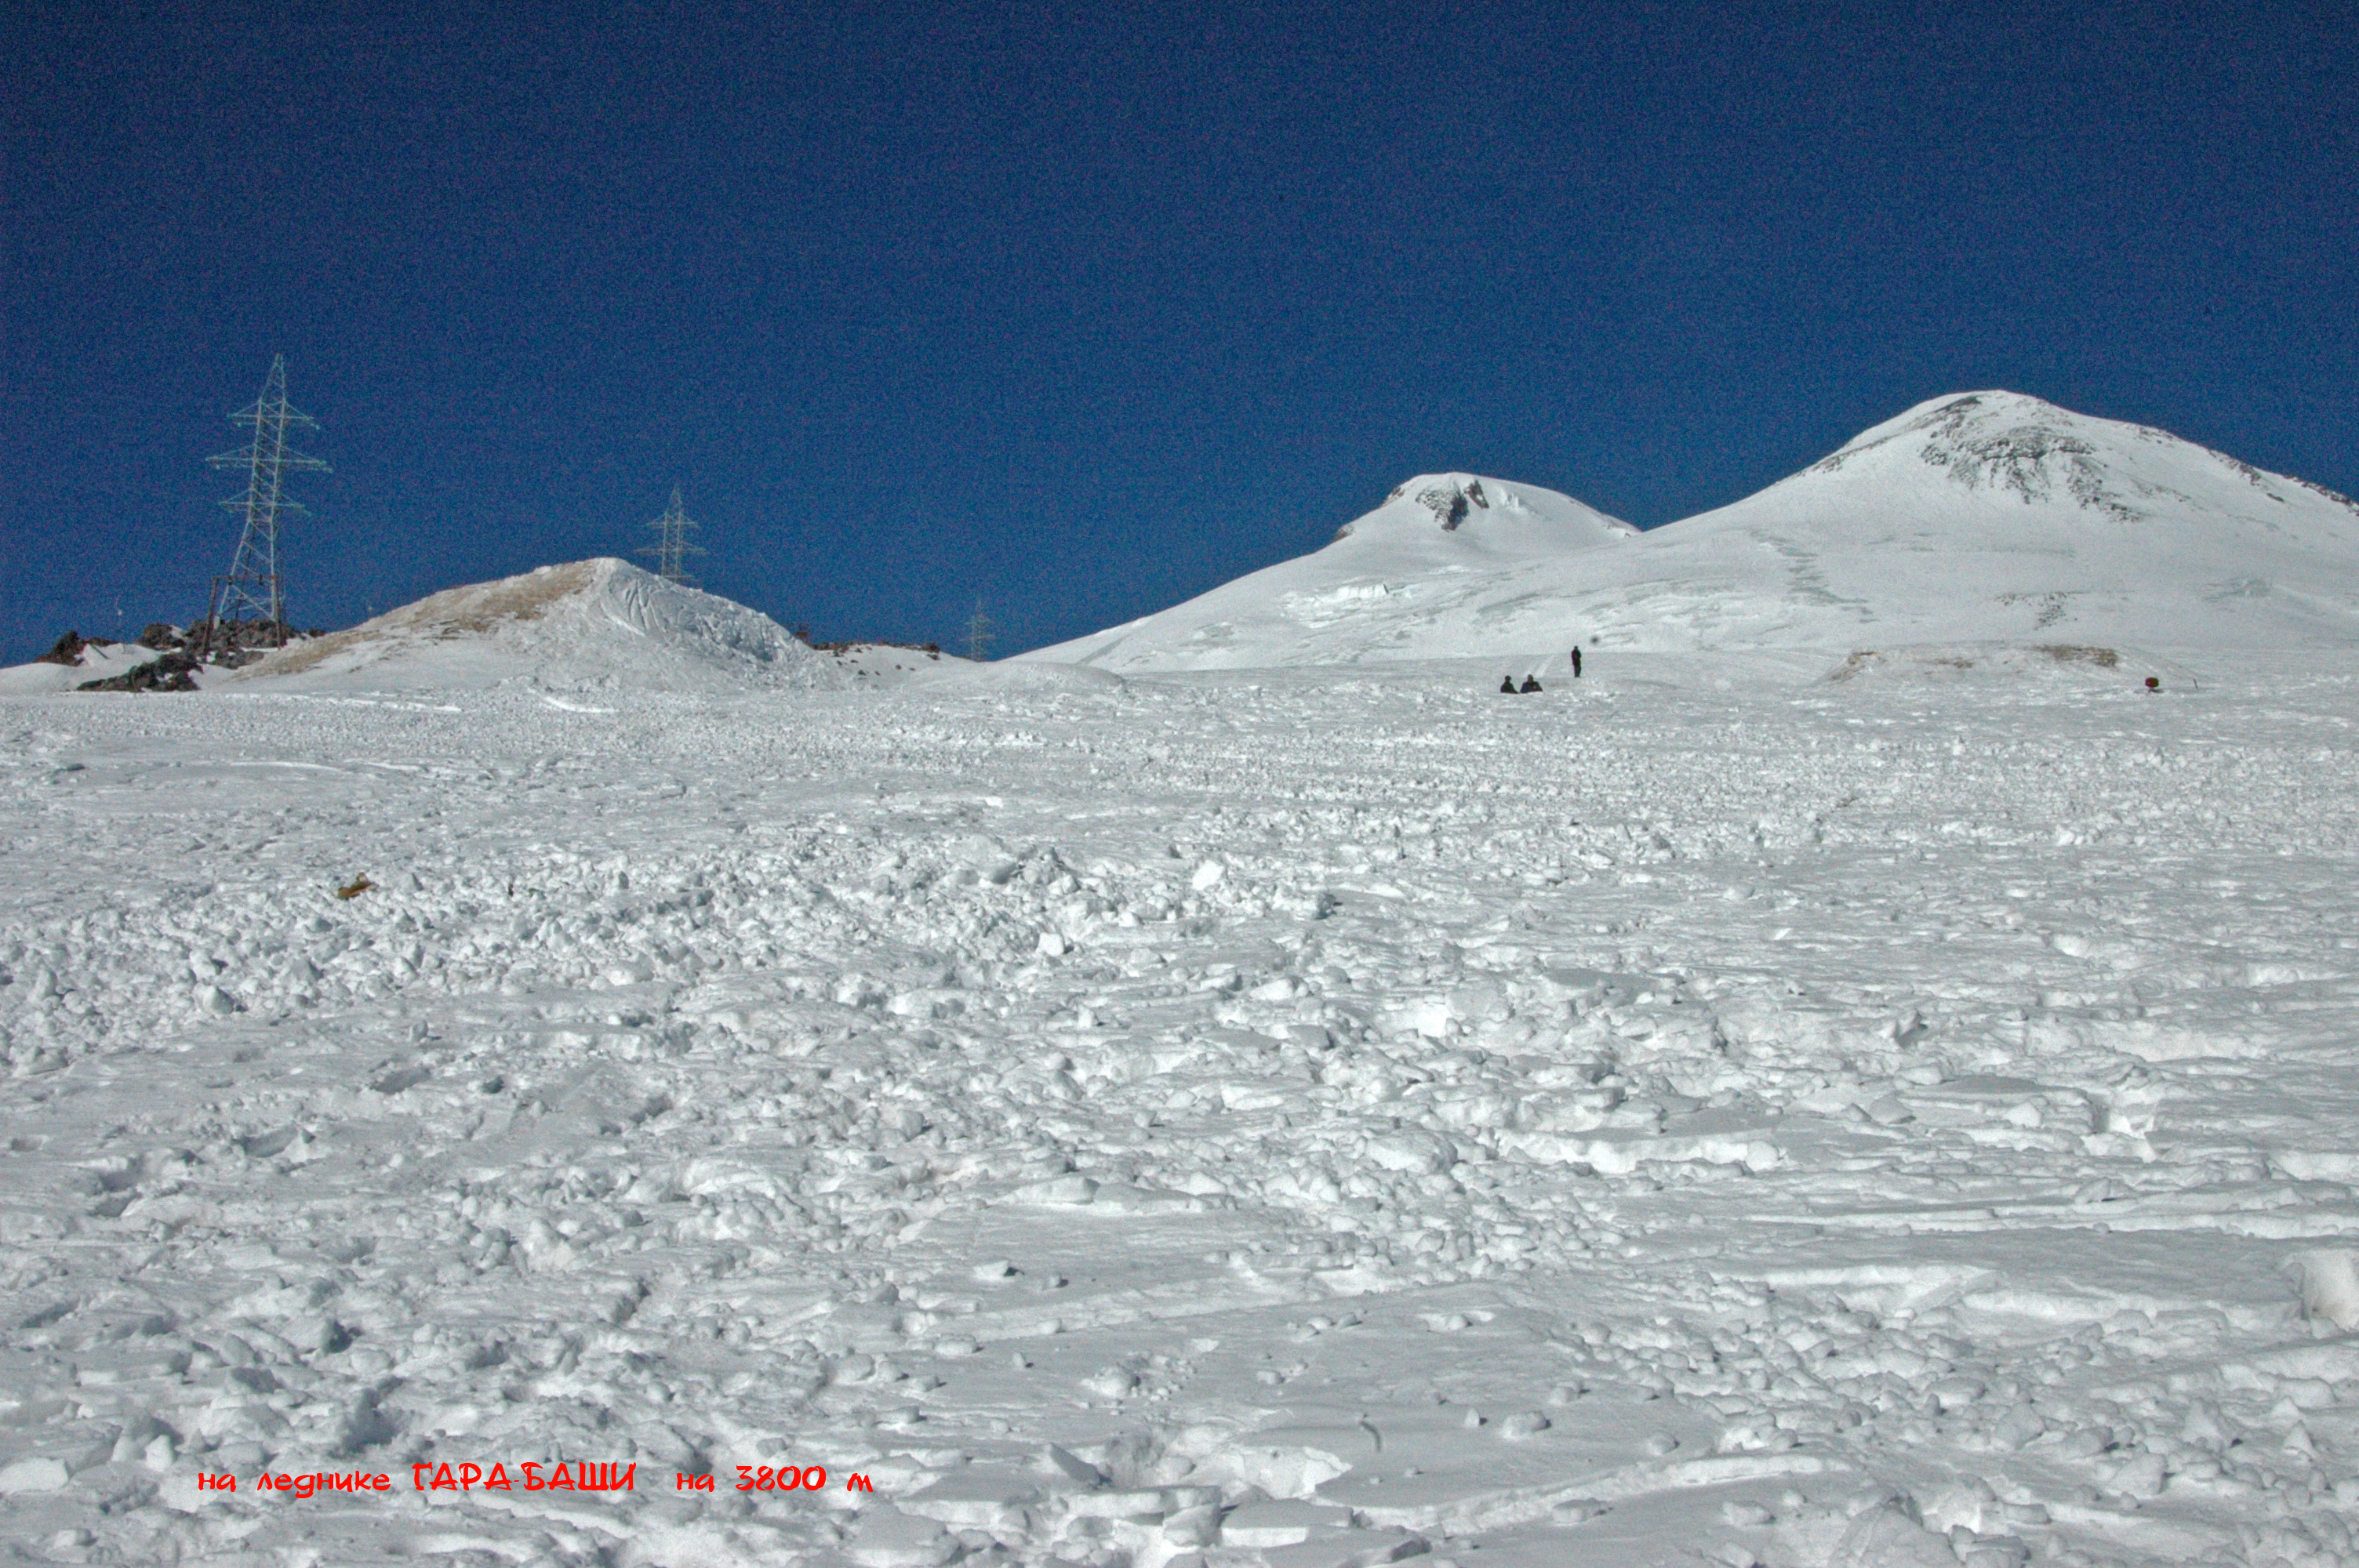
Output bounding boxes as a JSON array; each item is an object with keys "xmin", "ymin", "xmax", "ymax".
[{"xmin": 1500, "ymin": 644, "xmax": 1581, "ymax": 695}]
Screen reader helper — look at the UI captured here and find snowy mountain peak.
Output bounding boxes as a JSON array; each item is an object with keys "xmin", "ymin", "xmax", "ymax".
[
  {"xmin": 1026, "ymin": 391, "xmax": 2359, "ymax": 670},
  {"xmin": 1808, "ymin": 389, "xmax": 2359, "ymax": 524},
  {"xmin": 1382, "ymin": 474, "xmax": 1504, "ymax": 531},
  {"xmin": 1336, "ymin": 473, "xmax": 1635, "ymax": 545},
  {"xmin": 1811, "ymin": 390, "xmax": 2132, "ymax": 517},
  {"xmin": 1027, "ymin": 475, "xmax": 1635, "ymax": 670}
]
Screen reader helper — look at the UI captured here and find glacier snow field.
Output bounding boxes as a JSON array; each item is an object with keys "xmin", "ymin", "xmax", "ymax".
[{"xmin": 2, "ymin": 655, "xmax": 2355, "ymax": 1567}]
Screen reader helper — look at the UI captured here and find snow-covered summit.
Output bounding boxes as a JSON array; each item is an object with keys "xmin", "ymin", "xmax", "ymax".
[
  {"xmin": 1026, "ymin": 394, "xmax": 2359, "ymax": 671},
  {"xmin": 222, "ymin": 558, "xmax": 842, "ymax": 695},
  {"xmin": 1336, "ymin": 473, "xmax": 1639, "ymax": 550},
  {"xmin": 1027, "ymin": 474, "xmax": 1636, "ymax": 670},
  {"xmin": 1608, "ymin": 390, "xmax": 2359, "ymax": 652},
  {"xmin": 1776, "ymin": 388, "xmax": 2354, "ymax": 527}
]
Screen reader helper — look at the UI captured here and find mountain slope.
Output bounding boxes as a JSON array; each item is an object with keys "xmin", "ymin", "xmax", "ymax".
[
  {"xmin": 1028, "ymin": 474, "xmax": 1637, "ymax": 670},
  {"xmin": 1023, "ymin": 395, "xmax": 2359, "ymax": 671},
  {"xmin": 222, "ymin": 559, "xmax": 841, "ymax": 695},
  {"xmin": 1572, "ymin": 390, "xmax": 2359, "ymax": 653}
]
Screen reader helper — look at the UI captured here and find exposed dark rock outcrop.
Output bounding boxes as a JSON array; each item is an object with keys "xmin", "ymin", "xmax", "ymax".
[
  {"xmin": 1419, "ymin": 478, "xmax": 1489, "ymax": 529},
  {"xmin": 35, "ymin": 630, "xmax": 110, "ymax": 666},
  {"xmin": 78, "ymin": 653, "xmax": 202, "ymax": 693},
  {"xmin": 188, "ymin": 619, "xmax": 298, "ymax": 658}
]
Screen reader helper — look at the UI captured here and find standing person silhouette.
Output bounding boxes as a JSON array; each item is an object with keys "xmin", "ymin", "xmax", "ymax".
[{"xmin": 1571, "ymin": 645, "xmax": 1583, "ymax": 679}]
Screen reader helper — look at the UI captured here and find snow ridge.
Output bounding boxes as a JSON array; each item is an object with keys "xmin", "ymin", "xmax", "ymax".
[{"xmin": 1027, "ymin": 391, "xmax": 2359, "ymax": 670}]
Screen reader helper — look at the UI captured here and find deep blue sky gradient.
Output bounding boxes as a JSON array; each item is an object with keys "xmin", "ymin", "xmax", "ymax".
[{"xmin": 5, "ymin": 1, "xmax": 2354, "ymax": 660}]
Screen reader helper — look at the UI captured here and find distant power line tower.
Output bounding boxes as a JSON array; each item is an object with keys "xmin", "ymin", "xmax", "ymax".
[
  {"xmin": 202, "ymin": 355, "xmax": 327, "ymax": 651},
  {"xmin": 965, "ymin": 598, "xmax": 995, "ymax": 662},
  {"xmin": 641, "ymin": 486, "xmax": 705, "ymax": 587}
]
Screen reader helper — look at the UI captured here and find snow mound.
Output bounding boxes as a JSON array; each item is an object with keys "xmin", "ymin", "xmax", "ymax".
[
  {"xmin": 1024, "ymin": 394, "xmax": 2359, "ymax": 670},
  {"xmin": 823, "ymin": 641, "xmax": 971, "ymax": 687},
  {"xmin": 223, "ymin": 560, "xmax": 841, "ymax": 695},
  {"xmin": 2288, "ymin": 1249, "xmax": 2359, "ymax": 1330},
  {"xmin": 0, "ymin": 642, "xmax": 186, "ymax": 695},
  {"xmin": 1026, "ymin": 474, "xmax": 1637, "ymax": 670},
  {"xmin": 938, "ymin": 661, "xmax": 1129, "ymax": 695}
]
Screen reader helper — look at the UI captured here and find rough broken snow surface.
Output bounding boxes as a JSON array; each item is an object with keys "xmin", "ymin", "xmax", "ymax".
[{"xmin": 2, "ymin": 654, "xmax": 2356, "ymax": 1568}]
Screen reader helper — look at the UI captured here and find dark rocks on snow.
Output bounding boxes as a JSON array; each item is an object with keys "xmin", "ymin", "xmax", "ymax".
[
  {"xmin": 1418, "ymin": 479, "xmax": 1489, "ymax": 530},
  {"xmin": 809, "ymin": 637, "xmax": 941, "ymax": 655},
  {"xmin": 191, "ymin": 619, "xmax": 297, "ymax": 656},
  {"xmin": 35, "ymin": 630, "xmax": 111, "ymax": 666},
  {"xmin": 78, "ymin": 653, "xmax": 202, "ymax": 693},
  {"xmin": 1376, "ymin": 477, "xmax": 1494, "ymax": 532},
  {"xmin": 37, "ymin": 619, "xmax": 319, "ymax": 691}
]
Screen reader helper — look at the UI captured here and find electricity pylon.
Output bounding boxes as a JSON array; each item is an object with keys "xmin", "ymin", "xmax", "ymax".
[
  {"xmin": 641, "ymin": 487, "xmax": 705, "ymax": 586},
  {"xmin": 965, "ymin": 599, "xmax": 995, "ymax": 662},
  {"xmin": 202, "ymin": 356, "xmax": 326, "ymax": 652}
]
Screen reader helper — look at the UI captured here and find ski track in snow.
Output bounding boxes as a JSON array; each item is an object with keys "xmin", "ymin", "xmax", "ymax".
[{"xmin": 1, "ymin": 660, "xmax": 2355, "ymax": 1567}]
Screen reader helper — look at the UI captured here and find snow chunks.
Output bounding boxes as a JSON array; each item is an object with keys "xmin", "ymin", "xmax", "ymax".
[
  {"xmin": 1009, "ymin": 1174, "xmax": 1100, "ymax": 1207},
  {"xmin": 1361, "ymin": 1129, "xmax": 1461, "ymax": 1177},
  {"xmin": 2286, "ymin": 1249, "xmax": 2359, "ymax": 1331},
  {"xmin": 949, "ymin": 834, "xmax": 1022, "ymax": 887}
]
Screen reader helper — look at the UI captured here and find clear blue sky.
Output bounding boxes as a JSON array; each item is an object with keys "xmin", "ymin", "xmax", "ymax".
[{"xmin": 5, "ymin": 1, "xmax": 2354, "ymax": 661}]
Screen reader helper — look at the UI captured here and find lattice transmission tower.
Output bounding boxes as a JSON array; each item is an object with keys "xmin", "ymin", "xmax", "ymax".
[
  {"xmin": 641, "ymin": 486, "xmax": 705, "ymax": 587},
  {"xmin": 201, "ymin": 355, "xmax": 327, "ymax": 652}
]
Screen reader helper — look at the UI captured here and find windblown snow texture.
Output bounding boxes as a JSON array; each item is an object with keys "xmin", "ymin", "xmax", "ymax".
[
  {"xmin": 222, "ymin": 558, "xmax": 841, "ymax": 695},
  {"xmin": 1028, "ymin": 393, "xmax": 2359, "ymax": 670},
  {"xmin": 2, "ymin": 644, "xmax": 2356, "ymax": 1566}
]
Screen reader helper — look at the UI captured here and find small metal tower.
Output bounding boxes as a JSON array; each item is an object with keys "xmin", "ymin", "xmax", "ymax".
[
  {"xmin": 641, "ymin": 486, "xmax": 705, "ymax": 587},
  {"xmin": 964, "ymin": 598, "xmax": 995, "ymax": 662},
  {"xmin": 202, "ymin": 356, "xmax": 327, "ymax": 651}
]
